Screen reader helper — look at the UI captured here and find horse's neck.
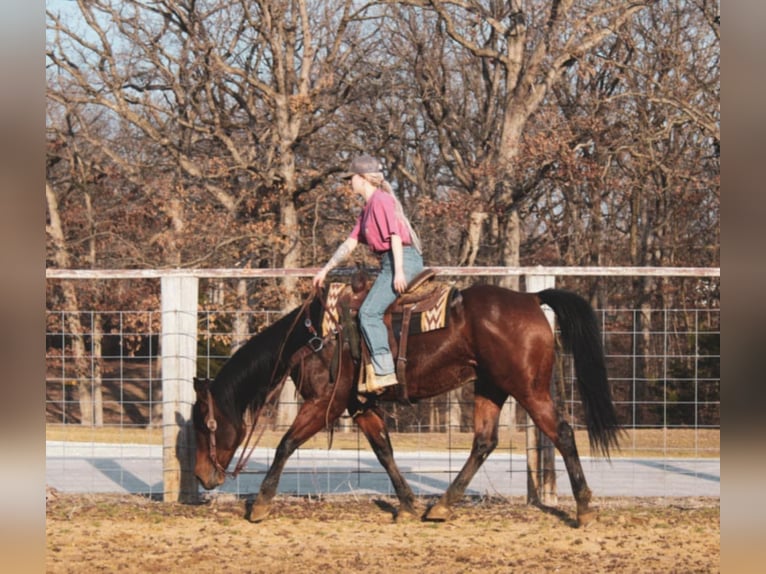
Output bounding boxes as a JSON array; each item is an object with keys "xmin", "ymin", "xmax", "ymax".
[{"xmin": 232, "ymin": 301, "xmax": 317, "ymax": 412}]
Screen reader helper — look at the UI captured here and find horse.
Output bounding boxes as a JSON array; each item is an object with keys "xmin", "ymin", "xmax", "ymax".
[{"xmin": 192, "ymin": 276, "xmax": 621, "ymax": 527}]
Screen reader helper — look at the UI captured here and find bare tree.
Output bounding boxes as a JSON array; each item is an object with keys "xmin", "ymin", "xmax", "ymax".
[
  {"xmin": 46, "ymin": 0, "xmax": 403, "ymax": 426},
  {"xmin": 46, "ymin": 0, "xmax": 718, "ymax": 432},
  {"xmin": 522, "ymin": 0, "xmax": 719, "ymax": 424},
  {"xmin": 46, "ymin": 180, "xmax": 96, "ymax": 425},
  {"xmin": 47, "ymin": 0, "xmax": 387, "ymax": 305},
  {"xmin": 385, "ymin": 0, "xmax": 649, "ymax": 287}
]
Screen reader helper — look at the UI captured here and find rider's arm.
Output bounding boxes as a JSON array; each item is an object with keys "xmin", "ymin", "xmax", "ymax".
[
  {"xmin": 390, "ymin": 234, "xmax": 407, "ymax": 293},
  {"xmin": 313, "ymin": 237, "xmax": 358, "ymax": 288}
]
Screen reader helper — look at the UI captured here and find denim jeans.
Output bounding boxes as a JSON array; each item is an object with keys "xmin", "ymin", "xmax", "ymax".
[{"xmin": 359, "ymin": 246, "xmax": 424, "ymax": 375}]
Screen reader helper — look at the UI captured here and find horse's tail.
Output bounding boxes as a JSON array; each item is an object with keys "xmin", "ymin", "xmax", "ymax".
[{"xmin": 537, "ymin": 289, "xmax": 621, "ymax": 458}]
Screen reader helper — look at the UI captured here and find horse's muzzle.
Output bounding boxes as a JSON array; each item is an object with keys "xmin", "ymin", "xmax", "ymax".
[{"xmin": 195, "ymin": 468, "xmax": 225, "ymax": 490}]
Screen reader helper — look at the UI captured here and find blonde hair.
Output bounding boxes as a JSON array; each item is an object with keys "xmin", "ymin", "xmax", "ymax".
[{"xmin": 361, "ymin": 172, "xmax": 422, "ymax": 253}]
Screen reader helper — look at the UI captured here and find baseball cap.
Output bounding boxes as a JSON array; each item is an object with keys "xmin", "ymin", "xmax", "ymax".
[{"xmin": 340, "ymin": 155, "xmax": 383, "ymax": 179}]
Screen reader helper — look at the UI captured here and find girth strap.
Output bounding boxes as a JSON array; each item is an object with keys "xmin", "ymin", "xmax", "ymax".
[{"xmin": 395, "ymin": 306, "xmax": 414, "ymax": 402}]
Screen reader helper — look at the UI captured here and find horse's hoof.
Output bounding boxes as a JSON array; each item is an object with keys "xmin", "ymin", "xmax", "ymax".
[
  {"xmin": 247, "ymin": 503, "xmax": 271, "ymax": 523},
  {"xmin": 577, "ymin": 509, "xmax": 598, "ymax": 528},
  {"xmin": 423, "ymin": 503, "xmax": 451, "ymax": 522}
]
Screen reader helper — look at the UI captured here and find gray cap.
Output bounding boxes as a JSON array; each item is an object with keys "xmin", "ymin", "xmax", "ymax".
[{"xmin": 340, "ymin": 155, "xmax": 383, "ymax": 179}]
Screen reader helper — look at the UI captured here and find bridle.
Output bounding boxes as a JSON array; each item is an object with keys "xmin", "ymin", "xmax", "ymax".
[
  {"xmin": 203, "ymin": 387, "xmax": 228, "ymax": 477},
  {"xmin": 202, "ymin": 288, "xmax": 340, "ymax": 479}
]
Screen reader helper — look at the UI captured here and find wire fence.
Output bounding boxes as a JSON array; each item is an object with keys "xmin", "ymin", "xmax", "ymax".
[{"xmin": 45, "ymin": 269, "xmax": 720, "ymax": 500}]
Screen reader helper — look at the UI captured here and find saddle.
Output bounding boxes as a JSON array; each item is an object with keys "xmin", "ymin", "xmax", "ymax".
[{"xmin": 322, "ymin": 268, "xmax": 460, "ymax": 401}]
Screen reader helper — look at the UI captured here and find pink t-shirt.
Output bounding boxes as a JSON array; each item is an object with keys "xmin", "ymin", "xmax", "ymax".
[{"xmin": 349, "ymin": 189, "xmax": 412, "ymax": 253}]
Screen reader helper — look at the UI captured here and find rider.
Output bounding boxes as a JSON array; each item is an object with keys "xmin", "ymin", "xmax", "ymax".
[{"xmin": 312, "ymin": 155, "xmax": 424, "ymax": 392}]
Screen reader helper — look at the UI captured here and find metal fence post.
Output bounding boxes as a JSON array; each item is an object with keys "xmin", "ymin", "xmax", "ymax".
[
  {"xmin": 525, "ymin": 274, "xmax": 557, "ymax": 505},
  {"xmin": 161, "ymin": 275, "xmax": 199, "ymax": 503}
]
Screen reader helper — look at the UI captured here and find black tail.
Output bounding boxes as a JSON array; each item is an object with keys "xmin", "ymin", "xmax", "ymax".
[{"xmin": 537, "ymin": 289, "xmax": 621, "ymax": 458}]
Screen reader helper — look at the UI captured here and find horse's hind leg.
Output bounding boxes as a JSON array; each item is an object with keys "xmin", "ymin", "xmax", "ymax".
[
  {"xmin": 354, "ymin": 407, "xmax": 418, "ymax": 520},
  {"xmin": 248, "ymin": 399, "xmax": 343, "ymax": 522},
  {"xmin": 556, "ymin": 418, "xmax": 596, "ymax": 526},
  {"xmin": 519, "ymin": 393, "xmax": 595, "ymax": 527},
  {"xmin": 424, "ymin": 389, "xmax": 505, "ymax": 522}
]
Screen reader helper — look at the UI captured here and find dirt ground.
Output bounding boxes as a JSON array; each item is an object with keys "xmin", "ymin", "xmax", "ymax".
[{"xmin": 46, "ymin": 491, "xmax": 719, "ymax": 573}]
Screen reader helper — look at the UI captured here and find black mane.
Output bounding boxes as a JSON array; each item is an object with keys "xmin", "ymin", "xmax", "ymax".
[{"xmin": 209, "ymin": 296, "xmax": 322, "ymax": 425}]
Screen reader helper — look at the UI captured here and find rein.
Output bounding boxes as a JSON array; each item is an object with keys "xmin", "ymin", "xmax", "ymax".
[{"xmin": 205, "ymin": 287, "xmax": 342, "ymax": 478}]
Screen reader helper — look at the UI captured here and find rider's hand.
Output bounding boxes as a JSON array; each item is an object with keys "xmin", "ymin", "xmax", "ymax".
[
  {"xmin": 313, "ymin": 269, "xmax": 327, "ymax": 290},
  {"xmin": 393, "ymin": 270, "xmax": 407, "ymax": 294}
]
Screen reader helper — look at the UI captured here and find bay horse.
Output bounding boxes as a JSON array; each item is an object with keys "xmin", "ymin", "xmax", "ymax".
[{"xmin": 192, "ymin": 277, "xmax": 620, "ymax": 527}]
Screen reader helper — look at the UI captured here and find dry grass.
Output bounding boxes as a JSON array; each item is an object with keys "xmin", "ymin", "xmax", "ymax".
[{"xmin": 46, "ymin": 424, "xmax": 719, "ymax": 458}]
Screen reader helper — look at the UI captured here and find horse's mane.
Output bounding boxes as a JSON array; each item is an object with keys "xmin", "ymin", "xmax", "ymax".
[{"xmin": 210, "ymin": 304, "xmax": 306, "ymax": 425}]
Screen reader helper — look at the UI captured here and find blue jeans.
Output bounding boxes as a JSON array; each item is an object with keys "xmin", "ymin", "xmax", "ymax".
[{"xmin": 359, "ymin": 246, "xmax": 424, "ymax": 375}]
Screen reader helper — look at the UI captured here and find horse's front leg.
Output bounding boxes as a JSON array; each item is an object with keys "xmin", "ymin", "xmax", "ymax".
[
  {"xmin": 424, "ymin": 391, "xmax": 504, "ymax": 521},
  {"xmin": 248, "ymin": 398, "xmax": 343, "ymax": 522},
  {"xmin": 354, "ymin": 406, "xmax": 419, "ymax": 520}
]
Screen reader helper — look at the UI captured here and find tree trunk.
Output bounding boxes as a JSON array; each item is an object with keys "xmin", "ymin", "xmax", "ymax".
[
  {"xmin": 233, "ymin": 279, "xmax": 249, "ymax": 351},
  {"xmin": 47, "ymin": 183, "xmax": 93, "ymax": 426},
  {"xmin": 499, "ymin": 399, "xmax": 517, "ymax": 434},
  {"xmin": 280, "ymin": 199, "xmax": 301, "ymax": 309},
  {"xmin": 498, "ymin": 208, "xmax": 521, "ymax": 291},
  {"xmin": 275, "ymin": 149, "xmax": 301, "ymax": 425},
  {"xmin": 276, "ymin": 380, "xmax": 298, "ymax": 431},
  {"xmin": 637, "ymin": 294, "xmax": 655, "ymax": 424},
  {"xmin": 447, "ymin": 388, "xmax": 462, "ymax": 432},
  {"xmin": 92, "ymin": 313, "xmax": 104, "ymax": 427},
  {"xmin": 70, "ymin": 307, "xmax": 93, "ymax": 427},
  {"xmin": 458, "ymin": 209, "xmax": 488, "ymax": 266},
  {"xmin": 85, "ymin": 193, "xmax": 103, "ymax": 426}
]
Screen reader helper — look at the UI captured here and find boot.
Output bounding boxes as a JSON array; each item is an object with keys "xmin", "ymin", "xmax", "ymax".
[{"xmin": 366, "ymin": 372, "xmax": 398, "ymax": 393}]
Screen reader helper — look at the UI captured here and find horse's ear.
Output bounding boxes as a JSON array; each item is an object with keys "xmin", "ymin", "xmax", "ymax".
[{"xmin": 193, "ymin": 377, "xmax": 210, "ymax": 393}]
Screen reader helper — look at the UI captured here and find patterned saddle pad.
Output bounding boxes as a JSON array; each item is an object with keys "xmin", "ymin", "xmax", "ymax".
[{"xmin": 320, "ymin": 279, "xmax": 456, "ymax": 339}]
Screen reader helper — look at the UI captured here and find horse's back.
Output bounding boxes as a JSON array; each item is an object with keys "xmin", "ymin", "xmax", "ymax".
[
  {"xmin": 460, "ymin": 284, "xmax": 548, "ymax": 319},
  {"xmin": 459, "ymin": 284, "xmax": 554, "ymax": 348}
]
